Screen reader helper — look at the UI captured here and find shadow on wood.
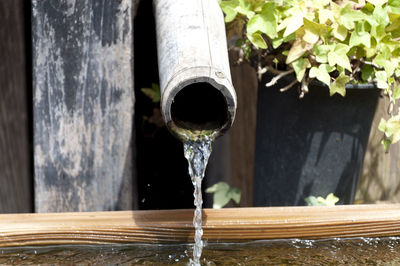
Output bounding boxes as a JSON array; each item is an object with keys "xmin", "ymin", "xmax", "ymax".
[{"xmin": 0, "ymin": 0, "xmax": 33, "ymax": 213}]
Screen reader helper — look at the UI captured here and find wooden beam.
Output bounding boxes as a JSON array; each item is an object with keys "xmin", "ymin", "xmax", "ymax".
[
  {"xmin": 0, "ymin": 0, "xmax": 32, "ymax": 212},
  {"xmin": 32, "ymin": 0, "xmax": 136, "ymax": 212},
  {"xmin": 205, "ymin": 50, "xmax": 258, "ymax": 208},
  {"xmin": 356, "ymin": 95, "xmax": 400, "ymax": 203},
  {"xmin": 228, "ymin": 50, "xmax": 258, "ymax": 207},
  {"xmin": 0, "ymin": 205, "xmax": 399, "ymax": 247}
]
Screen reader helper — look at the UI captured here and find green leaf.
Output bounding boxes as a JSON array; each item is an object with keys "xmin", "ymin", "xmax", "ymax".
[
  {"xmin": 305, "ymin": 193, "xmax": 339, "ymax": 206},
  {"xmin": 332, "ymin": 23, "xmax": 348, "ymax": 41},
  {"xmin": 291, "ymin": 58, "xmax": 311, "ymax": 82},
  {"xmin": 141, "ymin": 83, "xmax": 161, "ymax": 103},
  {"xmin": 328, "ymin": 43, "xmax": 352, "ymax": 71},
  {"xmin": 303, "ymin": 18, "xmax": 327, "ymax": 44},
  {"xmin": 313, "ymin": 44, "xmax": 332, "ymax": 63},
  {"xmin": 376, "ymin": 70, "xmax": 389, "ymax": 89},
  {"xmin": 382, "ymin": 138, "xmax": 392, "ymax": 151},
  {"xmin": 235, "ymin": 0, "xmax": 255, "ymax": 19},
  {"xmin": 386, "ymin": 16, "xmax": 400, "ymax": 38},
  {"xmin": 331, "ymin": 2, "xmax": 342, "ymax": 18},
  {"xmin": 365, "ymin": 47, "xmax": 377, "ymax": 58},
  {"xmin": 393, "ymin": 83, "xmax": 400, "ymax": 99},
  {"xmin": 247, "ymin": 32, "xmax": 267, "ymax": 49},
  {"xmin": 371, "ymin": 25, "xmax": 387, "ymax": 41},
  {"xmin": 373, "ymin": 47, "xmax": 397, "ymax": 77},
  {"xmin": 322, "ymin": 193, "xmax": 340, "ymax": 206},
  {"xmin": 227, "ymin": 187, "xmax": 241, "ymax": 204},
  {"xmin": 330, "ymin": 73, "xmax": 350, "ymax": 96},
  {"xmin": 349, "ymin": 23, "xmax": 371, "ymax": 48},
  {"xmin": 389, "ymin": 0, "xmax": 400, "ymax": 13},
  {"xmin": 367, "ymin": 0, "xmax": 388, "ymax": 5},
  {"xmin": 283, "ymin": 11, "xmax": 304, "ymax": 37},
  {"xmin": 361, "ymin": 64, "xmax": 375, "ymax": 82},
  {"xmin": 272, "ymin": 32, "xmax": 296, "ymax": 49},
  {"xmin": 286, "ymin": 39, "xmax": 310, "ymax": 64},
  {"xmin": 205, "ymin": 182, "xmax": 241, "ymax": 209},
  {"xmin": 339, "ymin": 4, "xmax": 369, "ymax": 30},
  {"xmin": 389, "ymin": 120, "xmax": 400, "ymax": 143},
  {"xmin": 379, "ymin": 115, "xmax": 400, "ymax": 143},
  {"xmin": 219, "ymin": 0, "xmax": 239, "ymax": 22},
  {"xmin": 304, "ymin": 196, "xmax": 321, "ymax": 206},
  {"xmin": 309, "ymin": 64, "xmax": 334, "ymax": 86},
  {"xmin": 373, "ymin": 46, "xmax": 391, "ymax": 67},
  {"xmin": 372, "ymin": 5, "xmax": 390, "ymax": 26},
  {"xmin": 381, "ymin": 35, "xmax": 400, "ymax": 52},
  {"xmin": 378, "ymin": 117, "xmax": 387, "ymax": 132},
  {"xmin": 246, "ymin": 2, "xmax": 277, "ymax": 38},
  {"xmin": 319, "ymin": 9, "xmax": 334, "ymax": 24}
]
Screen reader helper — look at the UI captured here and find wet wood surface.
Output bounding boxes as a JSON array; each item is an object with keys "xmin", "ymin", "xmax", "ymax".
[
  {"xmin": 0, "ymin": 0, "xmax": 32, "ymax": 213},
  {"xmin": 0, "ymin": 204, "xmax": 399, "ymax": 247},
  {"xmin": 32, "ymin": 0, "xmax": 136, "ymax": 212}
]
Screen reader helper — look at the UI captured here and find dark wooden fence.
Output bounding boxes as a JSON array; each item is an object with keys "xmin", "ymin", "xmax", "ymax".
[{"xmin": 0, "ymin": 0, "xmax": 32, "ymax": 213}]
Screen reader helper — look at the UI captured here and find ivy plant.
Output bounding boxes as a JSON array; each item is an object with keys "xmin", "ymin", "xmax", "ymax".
[
  {"xmin": 205, "ymin": 181, "xmax": 241, "ymax": 208},
  {"xmin": 305, "ymin": 193, "xmax": 339, "ymax": 206},
  {"xmin": 220, "ymin": 0, "xmax": 400, "ymax": 149}
]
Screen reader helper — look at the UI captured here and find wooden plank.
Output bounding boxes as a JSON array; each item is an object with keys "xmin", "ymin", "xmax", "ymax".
[
  {"xmin": 0, "ymin": 205, "xmax": 399, "ymax": 247},
  {"xmin": 356, "ymin": 96, "xmax": 400, "ymax": 203},
  {"xmin": 205, "ymin": 50, "xmax": 258, "ymax": 208},
  {"xmin": 32, "ymin": 0, "xmax": 136, "ymax": 212},
  {"xmin": 228, "ymin": 50, "xmax": 258, "ymax": 207},
  {"xmin": 0, "ymin": 0, "xmax": 32, "ymax": 212}
]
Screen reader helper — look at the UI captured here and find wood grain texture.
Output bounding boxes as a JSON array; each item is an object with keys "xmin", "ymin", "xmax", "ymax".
[
  {"xmin": 32, "ymin": 0, "xmax": 136, "ymax": 212},
  {"xmin": 228, "ymin": 50, "xmax": 258, "ymax": 207},
  {"xmin": 0, "ymin": 0, "xmax": 32, "ymax": 213},
  {"xmin": 205, "ymin": 50, "xmax": 258, "ymax": 208},
  {"xmin": 0, "ymin": 204, "xmax": 398, "ymax": 247},
  {"xmin": 356, "ymin": 96, "xmax": 400, "ymax": 203}
]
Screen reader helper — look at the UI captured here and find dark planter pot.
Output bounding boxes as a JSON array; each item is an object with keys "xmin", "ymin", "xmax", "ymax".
[{"xmin": 253, "ymin": 74, "xmax": 380, "ymax": 206}]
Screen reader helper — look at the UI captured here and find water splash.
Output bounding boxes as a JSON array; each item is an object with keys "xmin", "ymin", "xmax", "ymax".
[{"xmin": 183, "ymin": 134, "xmax": 215, "ymax": 266}]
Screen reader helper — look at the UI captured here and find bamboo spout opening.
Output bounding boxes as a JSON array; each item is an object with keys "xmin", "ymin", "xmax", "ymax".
[
  {"xmin": 154, "ymin": 0, "xmax": 237, "ymax": 139},
  {"xmin": 171, "ymin": 82, "xmax": 229, "ymax": 131}
]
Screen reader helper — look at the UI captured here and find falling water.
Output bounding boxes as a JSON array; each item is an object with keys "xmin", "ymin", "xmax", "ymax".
[{"xmin": 180, "ymin": 131, "xmax": 216, "ymax": 266}]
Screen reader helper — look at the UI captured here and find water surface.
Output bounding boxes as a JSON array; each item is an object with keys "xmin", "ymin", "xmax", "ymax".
[{"xmin": 1, "ymin": 237, "xmax": 399, "ymax": 265}]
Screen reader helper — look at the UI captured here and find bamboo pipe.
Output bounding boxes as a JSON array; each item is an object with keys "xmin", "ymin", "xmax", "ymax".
[
  {"xmin": 154, "ymin": 0, "xmax": 237, "ymax": 137},
  {"xmin": 0, "ymin": 205, "xmax": 399, "ymax": 247}
]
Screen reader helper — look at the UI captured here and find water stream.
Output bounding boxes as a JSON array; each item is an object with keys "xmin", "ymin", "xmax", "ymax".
[
  {"xmin": 184, "ymin": 137, "xmax": 212, "ymax": 265},
  {"xmin": 173, "ymin": 127, "xmax": 217, "ymax": 266}
]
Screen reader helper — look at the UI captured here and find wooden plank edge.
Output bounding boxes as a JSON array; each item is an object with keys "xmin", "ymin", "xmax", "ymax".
[{"xmin": 0, "ymin": 205, "xmax": 398, "ymax": 247}]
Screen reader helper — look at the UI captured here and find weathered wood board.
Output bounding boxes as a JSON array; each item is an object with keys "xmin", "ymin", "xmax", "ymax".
[
  {"xmin": 32, "ymin": 0, "xmax": 136, "ymax": 212},
  {"xmin": 0, "ymin": 204, "xmax": 399, "ymax": 246},
  {"xmin": 228, "ymin": 50, "xmax": 258, "ymax": 207},
  {"xmin": 356, "ymin": 96, "xmax": 400, "ymax": 203},
  {"xmin": 205, "ymin": 49, "xmax": 258, "ymax": 208},
  {"xmin": 0, "ymin": 0, "xmax": 32, "ymax": 213}
]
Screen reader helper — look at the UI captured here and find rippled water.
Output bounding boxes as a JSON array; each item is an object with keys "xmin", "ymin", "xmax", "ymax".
[{"xmin": 1, "ymin": 237, "xmax": 400, "ymax": 265}]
